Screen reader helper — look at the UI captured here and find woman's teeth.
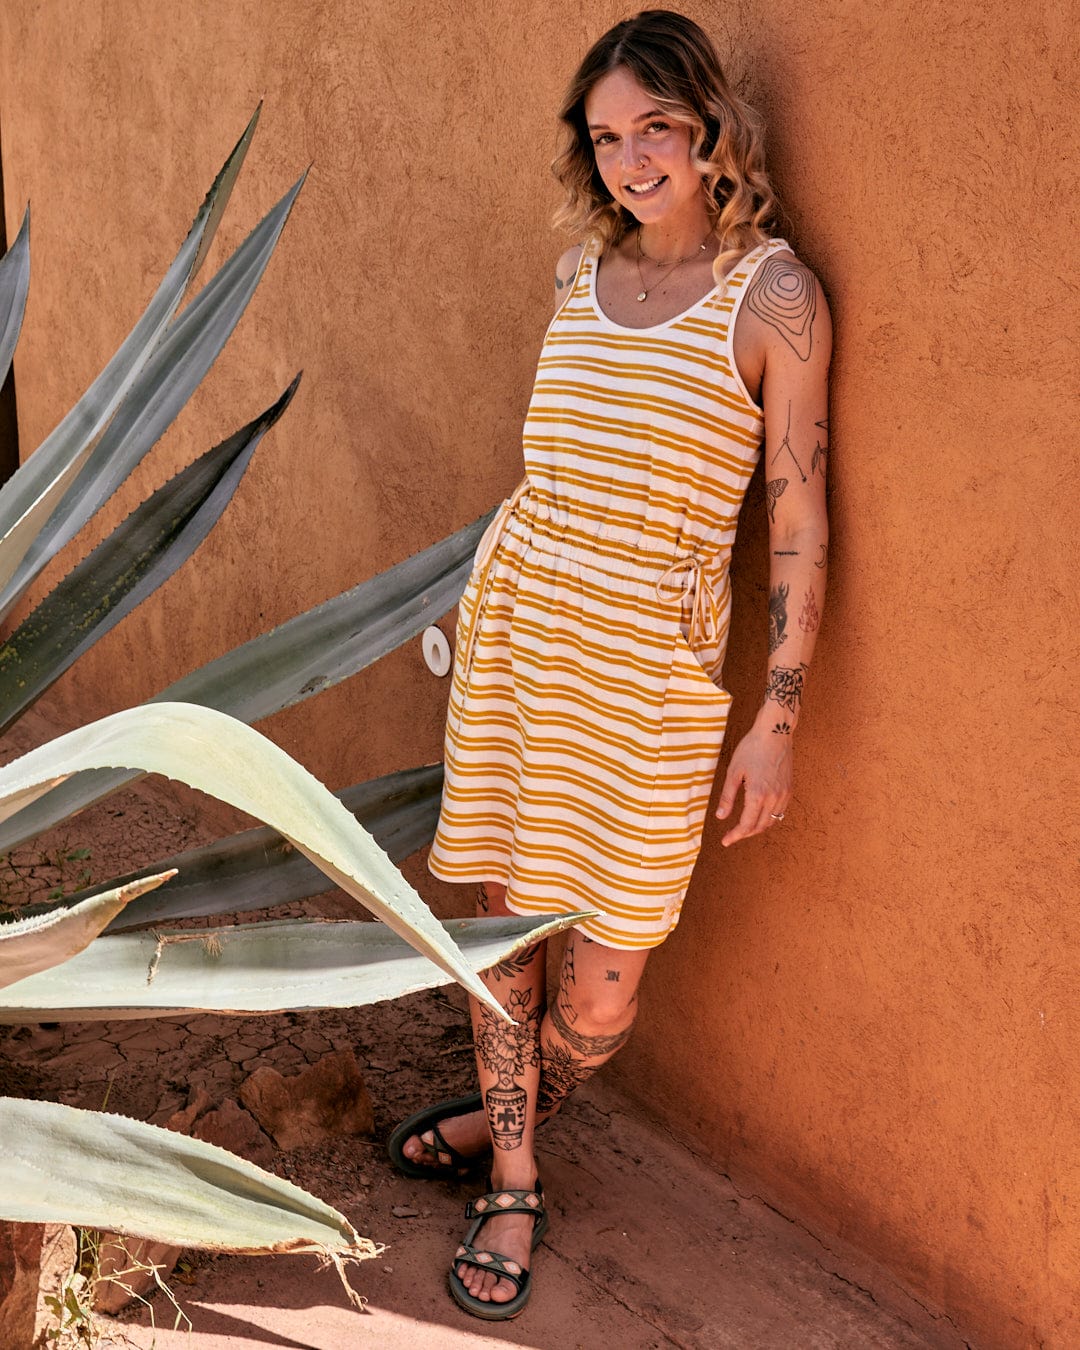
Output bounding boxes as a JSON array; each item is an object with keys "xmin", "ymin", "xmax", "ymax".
[{"xmin": 627, "ymin": 177, "xmax": 665, "ymax": 194}]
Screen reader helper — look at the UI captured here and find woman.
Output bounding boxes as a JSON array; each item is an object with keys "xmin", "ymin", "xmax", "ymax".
[{"xmin": 389, "ymin": 9, "xmax": 830, "ymax": 1320}]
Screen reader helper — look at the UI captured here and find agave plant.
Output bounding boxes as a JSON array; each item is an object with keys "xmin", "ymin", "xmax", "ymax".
[{"xmin": 0, "ymin": 112, "xmax": 583, "ymax": 1291}]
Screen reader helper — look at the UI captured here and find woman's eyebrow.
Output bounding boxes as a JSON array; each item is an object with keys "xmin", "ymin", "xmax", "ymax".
[{"xmin": 586, "ymin": 109, "xmax": 666, "ymax": 130}]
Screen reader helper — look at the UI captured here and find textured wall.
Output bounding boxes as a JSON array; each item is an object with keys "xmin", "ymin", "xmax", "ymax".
[{"xmin": 0, "ymin": 2, "xmax": 1076, "ymax": 1346}]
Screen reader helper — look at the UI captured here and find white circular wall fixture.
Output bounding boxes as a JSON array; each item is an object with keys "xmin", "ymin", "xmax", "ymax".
[{"xmin": 422, "ymin": 625, "xmax": 452, "ymax": 677}]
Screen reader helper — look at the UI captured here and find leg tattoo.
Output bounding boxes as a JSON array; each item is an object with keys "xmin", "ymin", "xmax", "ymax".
[{"xmin": 476, "ymin": 988, "xmax": 543, "ymax": 1151}]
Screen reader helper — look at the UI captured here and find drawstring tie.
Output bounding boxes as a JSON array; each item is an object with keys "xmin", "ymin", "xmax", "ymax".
[{"xmin": 656, "ymin": 554, "xmax": 719, "ymax": 649}]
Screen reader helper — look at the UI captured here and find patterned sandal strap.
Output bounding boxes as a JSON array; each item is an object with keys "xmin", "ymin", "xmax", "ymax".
[
  {"xmin": 421, "ymin": 1122, "xmax": 473, "ymax": 1171},
  {"xmin": 465, "ymin": 1188, "xmax": 544, "ymax": 1220},
  {"xmin": 452, "ymin": 1241, "xmax": 527, "ymax": 1290}
]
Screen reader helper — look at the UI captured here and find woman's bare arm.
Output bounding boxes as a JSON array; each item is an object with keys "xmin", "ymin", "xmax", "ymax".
[{"xmin": 716, "ymin": 253, "xmax": 832, "ymax": 844}]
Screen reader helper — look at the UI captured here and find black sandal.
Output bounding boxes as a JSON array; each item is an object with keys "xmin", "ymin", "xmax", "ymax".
[
  {"xmin": 448, "ymin": 1181, "xmax": 548, "ymax": 1321},
  {"xmin": 386, "ymin": 1092, "xmax": 488, "ymax": 1179}
]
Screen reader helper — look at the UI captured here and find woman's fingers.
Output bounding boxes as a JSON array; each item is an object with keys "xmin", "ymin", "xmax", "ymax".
[{"xmin": 720, "ymin": 783, "xmax": 789, "ymax": 846}]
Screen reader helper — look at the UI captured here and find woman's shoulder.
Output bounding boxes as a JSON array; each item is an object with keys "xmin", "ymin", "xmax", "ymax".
[{"xmin": 554, "ymin": 243, "xmax": 585, "ymax": 294}]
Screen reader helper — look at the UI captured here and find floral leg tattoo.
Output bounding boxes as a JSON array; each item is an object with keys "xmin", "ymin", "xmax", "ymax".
[{"xmin": 476, "ymin": 985, "xmax": 543, "ymax": 1151}]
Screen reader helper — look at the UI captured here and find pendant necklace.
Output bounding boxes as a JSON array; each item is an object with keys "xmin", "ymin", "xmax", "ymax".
[{"xmin": 634, "ymin": 227, "xmax": 710, "ymax": 303}]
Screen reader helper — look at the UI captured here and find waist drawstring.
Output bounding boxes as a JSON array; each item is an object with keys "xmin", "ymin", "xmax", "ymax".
[
  {"xmin": 655, "ymin": 555, "xmax": 719, "ymax": 649},
  {"xmin": 460, "ymin": 483, "xmax": 719, "ymax": 679}
]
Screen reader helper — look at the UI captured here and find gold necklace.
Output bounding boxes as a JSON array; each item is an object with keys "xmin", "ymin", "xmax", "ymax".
[{"xmin": 634, "ymin": 228, "xmax": 710, "ymax": 303}]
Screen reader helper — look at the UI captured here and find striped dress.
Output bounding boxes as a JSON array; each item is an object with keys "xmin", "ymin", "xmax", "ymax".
[{"xmin": 428, "ymin": 238, "xmax": 790, "ymax": 949}]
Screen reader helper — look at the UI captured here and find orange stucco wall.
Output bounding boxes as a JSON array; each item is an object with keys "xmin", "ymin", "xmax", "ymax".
[{"xmin": 0, "ymin": 3, "xmax": 1076, "ymax": 1346}]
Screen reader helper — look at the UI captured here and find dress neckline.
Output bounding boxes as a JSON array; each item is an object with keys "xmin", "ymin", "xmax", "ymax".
[{"xmin": 588, "ymin": 250, "xmax": 724, "ymax": 334}]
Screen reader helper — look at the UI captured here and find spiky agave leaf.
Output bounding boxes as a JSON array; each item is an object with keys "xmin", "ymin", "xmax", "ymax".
[
  {"xmin": 0, "ymin": 1097, "xmax": 374, "ymax": 1261},
  {"xmin": 0, "ymin": 108, "xmax": 261, "ymax": 606},
  {"xmin": 0, "ymin": 912, "xmax": 588, "ymax": 1021},
  {"xmin": 0, "ymin": 205, "xmax": 30, "ymax": 388},
  {"xmin": 0, "ymin": 871, "xmax": 174, "ymax": 990},
  {"xmin": 0, "ymin": 511, "xmax": 489, "ymax": 851},
  {"xmin": 0, "ymin": 701, "xmax": 508, "ymax": 1018},
  {"xmin": 0, "ymin": 377, "xmax": 300, "ymax": 737},
  {"xmin": 0, "ymin": 169, "xmax": 304, "ymax": 626},
  {"xmin": 79, "ymin": 763, "xmax": 441, "ymax": 933}
]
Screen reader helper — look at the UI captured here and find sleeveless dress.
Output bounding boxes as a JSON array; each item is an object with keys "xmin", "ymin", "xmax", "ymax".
[{"xmin": 428, "ymin": 238, "xmax": 790, "ymax": 949}]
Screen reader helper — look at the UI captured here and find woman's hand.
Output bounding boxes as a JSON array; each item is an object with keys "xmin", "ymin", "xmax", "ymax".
[{"xmin": 715, "ymin": 710, "xmax": 793, "ymax": 845}]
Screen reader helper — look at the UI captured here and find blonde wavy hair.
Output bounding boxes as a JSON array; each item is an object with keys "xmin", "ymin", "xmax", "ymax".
[{"xmin": 552, "ymin": 10, "xmax": 779, "ymax": 281}]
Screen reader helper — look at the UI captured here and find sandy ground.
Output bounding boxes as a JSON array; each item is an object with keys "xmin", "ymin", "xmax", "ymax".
[{"xmin": 0, "ymin": 728, "xmax": 954, "ymax": 1350}]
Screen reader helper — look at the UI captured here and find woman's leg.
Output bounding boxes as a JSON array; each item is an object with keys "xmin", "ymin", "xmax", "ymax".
[
  {"xmin": 537, "ymin": 930, "xmax": 649, "ymax": 1122},
  {"xmin": 453, "ymin": 881, "xmax": 546, "ymax": 1305}
]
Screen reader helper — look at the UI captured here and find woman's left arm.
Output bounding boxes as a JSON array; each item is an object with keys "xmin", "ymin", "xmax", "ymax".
[{"xmin": 716, "ymin": 256, "xmax": 832, "ymax": 845}]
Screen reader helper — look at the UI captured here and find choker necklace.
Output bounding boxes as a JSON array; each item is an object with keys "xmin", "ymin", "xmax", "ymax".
[{"xmin": 634, "ymin": 228, "xmax": 710, "ymax": 303}]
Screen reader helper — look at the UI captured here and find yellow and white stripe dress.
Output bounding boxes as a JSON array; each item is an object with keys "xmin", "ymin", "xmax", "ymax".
[{"xmin": 429, "ymin": 238, "xmax": 789, "ymax": 949}]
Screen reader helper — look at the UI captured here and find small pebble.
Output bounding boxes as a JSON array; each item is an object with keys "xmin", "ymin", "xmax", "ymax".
[
  {"xmin": 392, "ymin": 1205, "xmax": 419, "ymax": 1218},
  {"xmin": 383, "ymin": 1265, "xmax": 393, "ymax": 1274}
]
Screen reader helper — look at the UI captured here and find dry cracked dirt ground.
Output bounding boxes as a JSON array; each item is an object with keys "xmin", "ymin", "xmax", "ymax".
[{"xmin": 0, "ymin": 750, "xmax": 959, "ymax": 1350}]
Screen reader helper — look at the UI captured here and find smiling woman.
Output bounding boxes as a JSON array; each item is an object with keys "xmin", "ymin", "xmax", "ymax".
[{"xmin": 389, "ymin": 8, "xmax": 832, "ymax": 1322}]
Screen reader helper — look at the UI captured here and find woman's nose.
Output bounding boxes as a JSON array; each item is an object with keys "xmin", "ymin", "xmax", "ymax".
[{"xmin": 621, "ymin": 136, "xmax": 645, "ymax": 170}]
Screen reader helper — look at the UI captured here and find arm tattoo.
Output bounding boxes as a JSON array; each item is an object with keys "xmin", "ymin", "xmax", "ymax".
[
  {"xmin": 746, "ymin": 257, "xmax": 817, "ymax": 361},
  {"xmin": 549, "ymin": 996, "xmax": 635, "ymax": 1059},
  {"xmin": 815, "ymin": 543, "xmax": 828, "ymax": 569},
  {"xmin": 798, "ymin": 588, "xmax": 820, "ymax": 634},
  {"xmin": 770, "ymin": 403, "xmax": 807, "ymax": 482},
  {"xmin": 765, "ymin": 477, "xmax": 788, "ymax": 523},
  {"xmin": 765, "ymin": 663, "xmax": 808, "ymax": 714},
  {"xmin": 555, "ymin": 273, "xmax": 566, "ymax": 289},
  {"xmin": 811, "ymin": 416, "xmax": 829, "ymax": 477},
  {"xmin": 768, "ymin": 582, "xmax": 789, "ymax": 655},
  {"xmin": 772, "ymin": 721, "xmax": 792, "ymax": 735},
  {"xmin": 773, "ymin": 549, "xmax": 799, "ymax": 557}
]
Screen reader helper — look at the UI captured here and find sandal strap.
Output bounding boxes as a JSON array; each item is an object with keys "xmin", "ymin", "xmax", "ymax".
[
  {"xmin": 452, "ymin": 1241, "xmax": 528, "ymax": 1289},
  {"xmin": 421, "ymin": 1121, "xmax": 474, "ymax": 1171},
  {"xmin": 465, "ymin": 1187, "xmax": 544, "ymax": 1220}
]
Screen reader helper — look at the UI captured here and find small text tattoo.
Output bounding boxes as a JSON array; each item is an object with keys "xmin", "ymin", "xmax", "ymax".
[
  {"xmin": 815, "ymin": 543, "xmax": 828, "ymax": 570},
  {"xmin": 765, "ymin": 663, "xmax": 808, "ymax": 714},
  {"xmin": 765, "ymin": 477, "xmax": 788, "ymax": 523},
  {"xmin": 746, "ymin": 257, "xmax": 818, "ymax": 361},
  {"xmin": 605, "ymin": 970, "xmax": 621, "ymax": 982},
  {"xmin": 798, "ymin": 588, "xmax": 820, "ymax": 634},
  {"xmin": 771, "ymin": 403, "xmax": 807, "ymax": 483},
  {"xmin": 768, "ymin": 582, "xmax": 789, "ymax": 655},
  {"xmin": 773, "ymin": 549, "xmax": 799, "ymax": 557}
]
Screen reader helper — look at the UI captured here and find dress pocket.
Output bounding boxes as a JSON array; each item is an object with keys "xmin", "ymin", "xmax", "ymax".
[{"xmin": 640, "ymin": 630, "xmax": 731, "ymax": 864}]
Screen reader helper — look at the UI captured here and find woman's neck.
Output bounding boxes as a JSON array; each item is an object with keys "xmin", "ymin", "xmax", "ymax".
[{"xmin": 636, "ymin": 208, "xmax": 715, "ymax": 264}]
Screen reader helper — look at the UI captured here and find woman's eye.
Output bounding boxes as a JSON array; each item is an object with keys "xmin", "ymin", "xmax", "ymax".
[
  {"xmin": 592, "ymin": 133, "xmax": 616, "ymax": 147},
  {"xmin": 646, "ymin": 121, "xmax": 670, "ymax": 134}
]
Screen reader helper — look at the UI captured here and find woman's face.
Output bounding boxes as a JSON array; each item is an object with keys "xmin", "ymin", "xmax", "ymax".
[{"xmin": 583, "ymin": 66, "xmax": 703, "ymax": 229}]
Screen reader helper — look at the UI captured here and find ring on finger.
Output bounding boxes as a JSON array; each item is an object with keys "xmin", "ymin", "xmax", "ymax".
[{"xmin": 769, "ymin": 811, "xmax": 785, "ymax": 821}]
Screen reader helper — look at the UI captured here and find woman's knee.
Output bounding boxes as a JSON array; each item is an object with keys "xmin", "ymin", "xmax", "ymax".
[{"xmin": 555, "ymin": 977, "xmax": 637, "ymax": 1033}]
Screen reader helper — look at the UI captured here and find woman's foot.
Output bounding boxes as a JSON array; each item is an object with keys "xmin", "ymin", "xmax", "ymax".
[
  {"xmin": 454, "ymin": 1210, "xmax": 539, "ymax": 1304},
  {"xmin": 401, "ymin": 1106, "xmax": 490, "ymax": 1172}
]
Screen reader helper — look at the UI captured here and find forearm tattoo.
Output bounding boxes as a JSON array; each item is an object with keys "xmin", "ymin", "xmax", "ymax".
[
  {"xmin": 765, "ymin": 663, "xmax": 808, "ymax": 715},
  {"xmin": 768, "ymin": 582, "xmax": 789, "ymax": 654},
  {"xmin": 477, "ymin": 987, "xmax": 543, "ymax": 1151},
  {"xmin": 797, "ymin": 588, "xmax": 820, "ymax": 634},
  {"xmin": 747, "ymin": 257, "xmax": 818, "ymax": 361},
  {"xmin": 771, "ymin": 402, "xmax": 807, "ymax": 482},
  {"xmin": 811, "ymin": 417, "xmax": 829, "ymax": 477}
]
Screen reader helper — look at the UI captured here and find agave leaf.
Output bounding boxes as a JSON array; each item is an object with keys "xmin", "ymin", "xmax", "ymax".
[
  {"xmin": 0, "ymin": 913, "xmax": 586, "ymax": 1021},
  {"xmin": 0, "ymin": 871, "xmax": 174, "ymax": 990},
  {"xmin": 0, "ymin": 510, "xmax": 489, "ymax": 851},
  {"xmin": 0, "ymin": 1097, "xmax": 373, "ymax": 1257},
  {"xmin": 0, "ymin": 173, "xmax": 304, "ymax": 626},
  {"xmin": 0, "ymin": 205, "xmax": 30, "ymax": 387},
  {"xmin": 0, "ymin": 378, "xmax": 300, "ymax": 738},
  {"xmin": 0, "ymin": 701, "xmax": 507, "ymax": 1017},
  {"xmin": 0, "ymin": 110, "xmax": 261, "ymax": 606},
  {"xmin": 86, "ymin": 762, "xmax": 442, "ymax": 933}
]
